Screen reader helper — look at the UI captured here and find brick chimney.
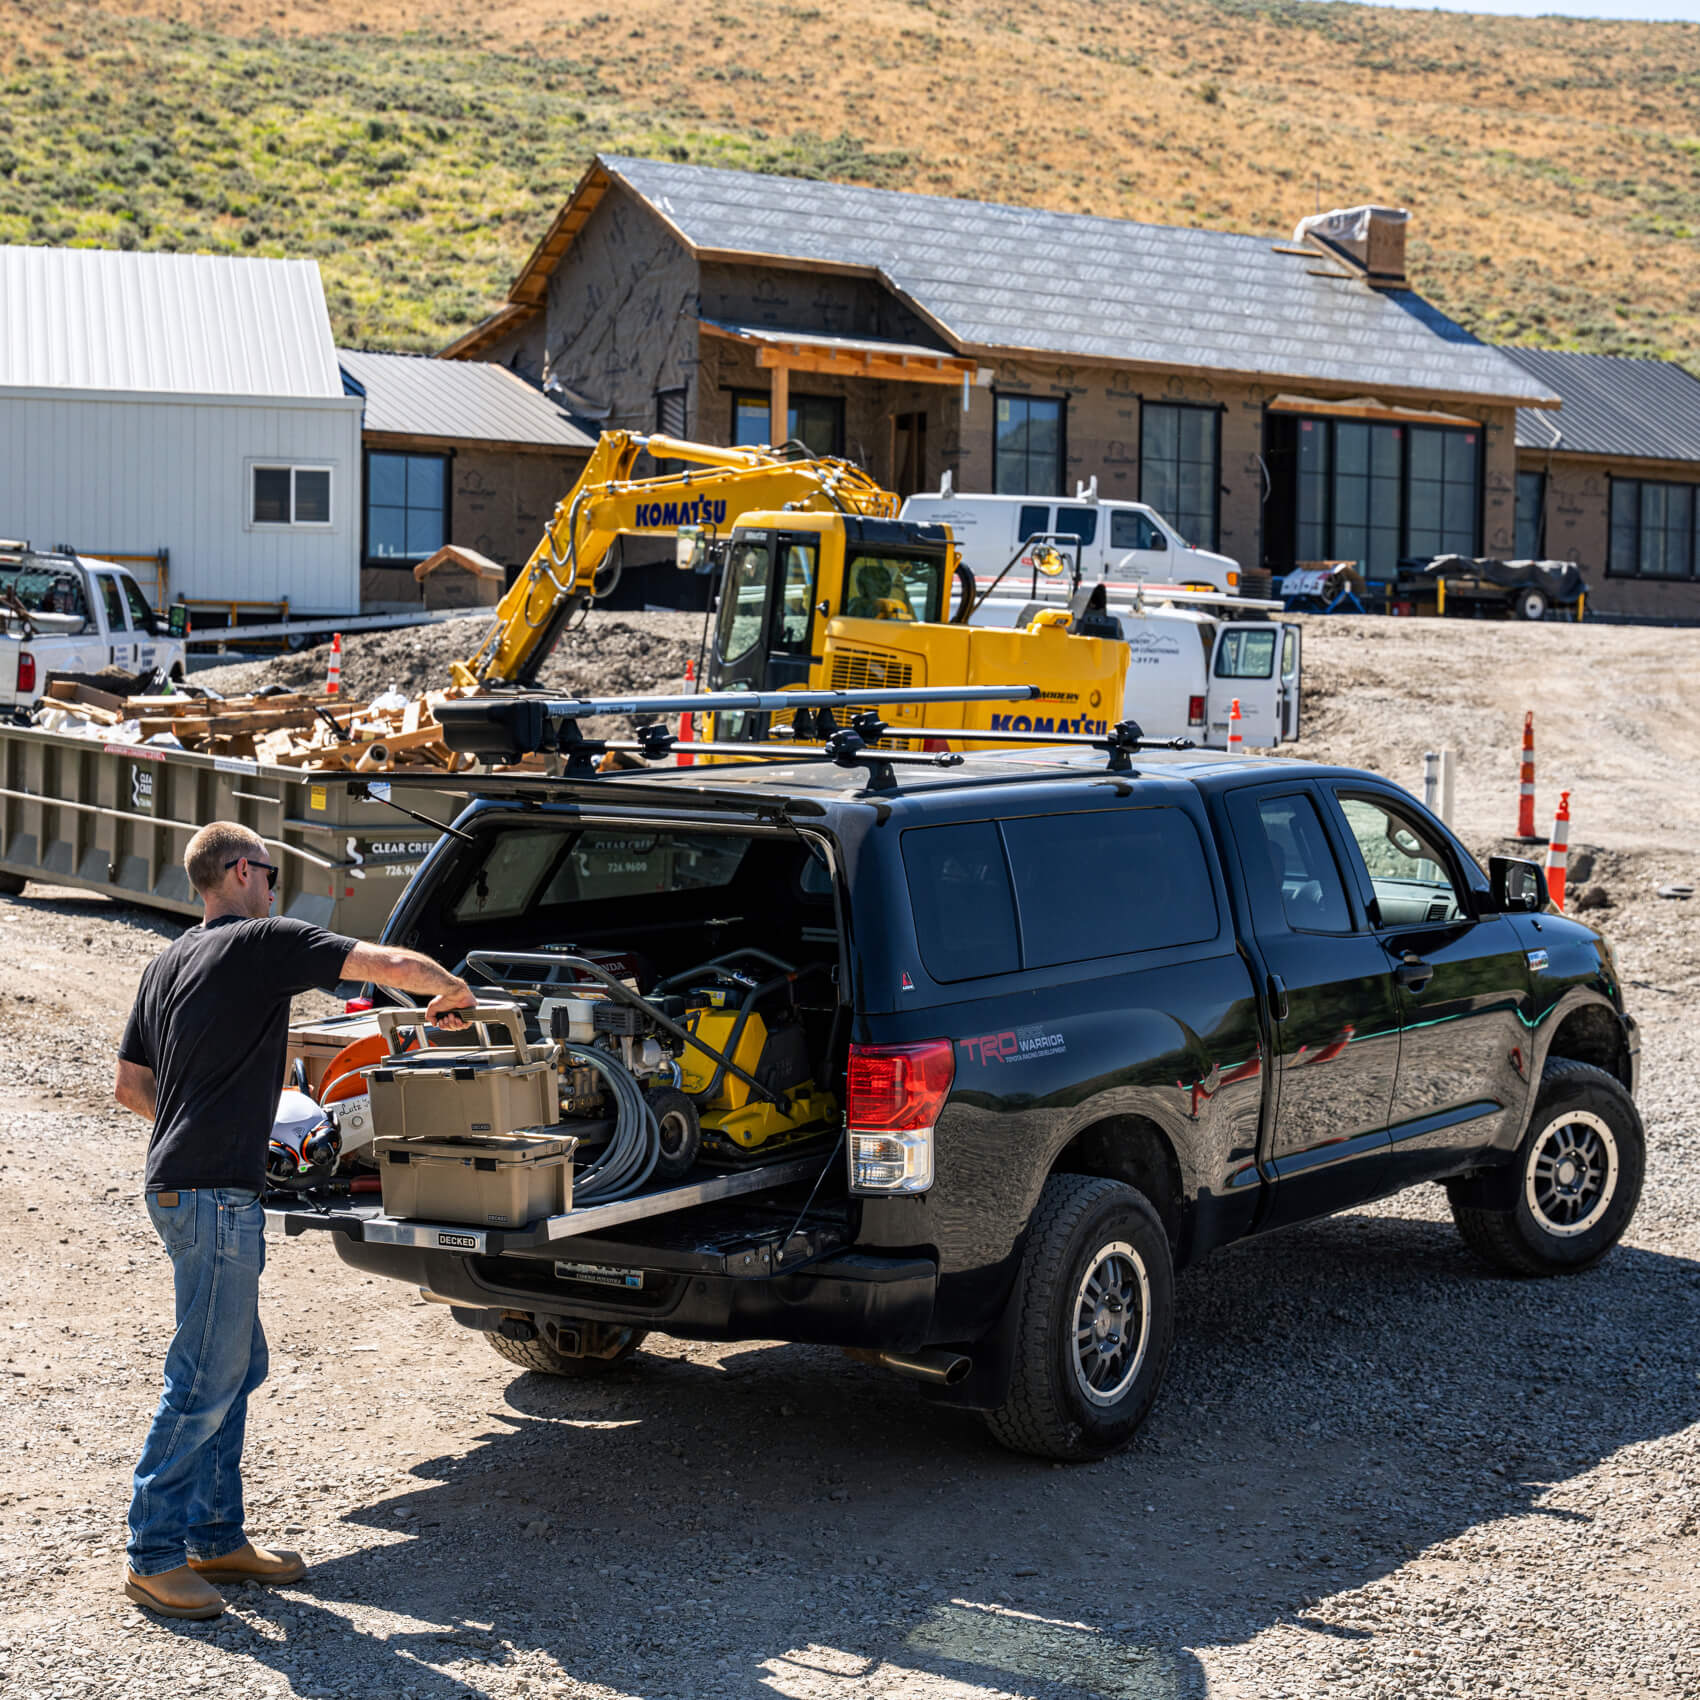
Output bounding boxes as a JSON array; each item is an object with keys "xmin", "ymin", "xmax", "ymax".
[{"xmin": 1294, "ymin": 205, "xmax": 1409, "ymax": 289}]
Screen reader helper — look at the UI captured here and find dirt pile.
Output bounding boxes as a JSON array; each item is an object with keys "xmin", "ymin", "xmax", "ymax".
[{"xmin": 195, "ymin": 610, "xmax": 707, "ymax": 704}]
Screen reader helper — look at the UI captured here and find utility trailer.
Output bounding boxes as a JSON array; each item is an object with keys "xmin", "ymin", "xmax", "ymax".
[{"xmin": 0, "ymin": 719, "xmax": 456, "ymax": 936}]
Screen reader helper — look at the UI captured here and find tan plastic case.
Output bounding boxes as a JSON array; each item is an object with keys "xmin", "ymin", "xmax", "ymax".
[
  {"xmin": 375, "ymin": 1130, "xmax": 576, "ymax": 1228},
  {"xmin": 364, "ymin": 1005, "xmax": 559, "ymax": 1142}
]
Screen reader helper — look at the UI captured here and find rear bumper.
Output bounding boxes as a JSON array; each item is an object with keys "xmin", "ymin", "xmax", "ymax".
[{"xmin": 331, "ymin": 1234, "xmax": 939, "ymax": 1352}]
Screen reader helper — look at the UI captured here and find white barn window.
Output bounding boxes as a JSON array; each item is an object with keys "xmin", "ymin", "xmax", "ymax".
[{"xmin": 250, "ymin": 464, "xmax": 333, "ymax": 528}]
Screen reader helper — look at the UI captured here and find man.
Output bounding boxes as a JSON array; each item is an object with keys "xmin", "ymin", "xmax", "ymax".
[{"xmin": 115, "ymin": 820, "xmax": 476, "ymax": 1620}]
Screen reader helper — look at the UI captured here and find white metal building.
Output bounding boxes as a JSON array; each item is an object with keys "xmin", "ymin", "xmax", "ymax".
[{"xmin": 0, "ymin": 245, "xmax": 364, "ymax": 613}]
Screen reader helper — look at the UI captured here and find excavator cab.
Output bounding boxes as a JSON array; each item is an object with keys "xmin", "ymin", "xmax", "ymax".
[{"xmin": 703, "ymin": 515, "xmax": 957, "ymax": 742}]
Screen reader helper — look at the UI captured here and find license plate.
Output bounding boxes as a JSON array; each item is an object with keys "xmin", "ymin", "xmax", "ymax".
[{"xmin": 554, "ymin": 1260, "xmax": 645, "ymax": 1290}]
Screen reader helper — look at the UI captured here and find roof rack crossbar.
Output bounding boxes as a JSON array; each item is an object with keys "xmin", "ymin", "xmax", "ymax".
[{"xmin": 435, "ymin": 683, "xmax": 1039, "ymax": 764}]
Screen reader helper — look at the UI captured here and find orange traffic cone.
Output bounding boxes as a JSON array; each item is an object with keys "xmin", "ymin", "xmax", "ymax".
[
  {"xmin": 1545, "ymin": 792, "xmax": 1570, "ymax": 911},
  {"xmin": 1227, "ymin": 697, "xmax": 1243, "ymax": 757},
  {"xmin": 1515, "ymin": 712, "xmax": 1537, "ymax": 840},
  {"xmin": 325, "ymin": 631, "xmax": 342, "ymax": 697},
  {"xmin": 677, "ymin": 658, "xmax": 696, "ymax": 767}
]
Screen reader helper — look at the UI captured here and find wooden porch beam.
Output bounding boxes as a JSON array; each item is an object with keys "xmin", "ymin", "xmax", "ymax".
[{"xmin": 752, "ymin": 344, "xmax": 974, "ymax": 385}]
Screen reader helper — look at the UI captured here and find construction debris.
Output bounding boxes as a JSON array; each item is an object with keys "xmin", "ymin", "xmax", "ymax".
[{"xmin": 34, "ymin": 678, "xmax": 478, "ymax": 772}]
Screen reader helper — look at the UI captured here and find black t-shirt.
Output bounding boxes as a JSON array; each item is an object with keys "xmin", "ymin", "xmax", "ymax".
[{"xmin": 120, "ymin": 916, "xmax": 358, "ymax": 1193}]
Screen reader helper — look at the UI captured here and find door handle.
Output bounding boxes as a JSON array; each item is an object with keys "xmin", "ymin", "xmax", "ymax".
[
  {"xmin": 1396, "ymin": 951, "xmax": 1434, "ymax": 992},
  {"xmin": 1267, "ymin": 972, "xmax": 1289, "ymax": 1022}
]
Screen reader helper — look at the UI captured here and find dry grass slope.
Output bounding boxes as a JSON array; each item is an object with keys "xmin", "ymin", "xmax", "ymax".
[{"xmin": 3, "ymin": 0, "xmax": 1698, "ymax": 360}]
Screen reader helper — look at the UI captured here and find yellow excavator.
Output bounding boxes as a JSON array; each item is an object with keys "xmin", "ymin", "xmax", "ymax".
[{"xmin": 451, "ymin": 432, "xmax": 1128, "ymax": 749}]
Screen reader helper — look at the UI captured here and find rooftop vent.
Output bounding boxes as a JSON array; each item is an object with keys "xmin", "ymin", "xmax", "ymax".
[{"xmin": 1293, "ymin": 206, "xmax": 1409, "ymax": 289}]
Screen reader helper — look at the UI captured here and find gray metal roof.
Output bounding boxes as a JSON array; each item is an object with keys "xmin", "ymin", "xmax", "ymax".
[
  {"xmin": 604, "ymin": 156, "xmax": 1556, "ymax": 406},
  {"xmin": 0, "ymin": 244, "xmax": 343, "ymax": 399},
  {"xmin": 338, "ymin": 348, "xmax": 594, "ymax": 450},
  {"xmin": 1504, "ymin": 346, "xmax": 1700, "ymax": 463}
]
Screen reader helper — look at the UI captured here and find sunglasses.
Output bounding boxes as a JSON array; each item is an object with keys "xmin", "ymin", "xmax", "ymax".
[{"xmin": 225, "ymin": 855, "xmax": 280, "ymax": 891}]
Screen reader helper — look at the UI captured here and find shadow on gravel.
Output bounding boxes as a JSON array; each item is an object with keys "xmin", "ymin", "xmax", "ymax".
[{"xmin": 229, "ymin": 1211, "xmax": 1700, "ymax": 1699}]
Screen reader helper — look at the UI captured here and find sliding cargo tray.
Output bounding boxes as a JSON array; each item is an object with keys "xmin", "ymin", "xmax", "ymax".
[{"xmin": 263, "ymin": 1150, "xmax": 832, "ymax": 1260}]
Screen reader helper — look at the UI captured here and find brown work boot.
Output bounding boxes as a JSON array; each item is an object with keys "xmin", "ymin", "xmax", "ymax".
[
  {"xmin": 188, "ymin": 1542, "xmax": 306, "ymax": 1585},
  {"xmin": 124, "ymin": 1564, "xmax": 226, "ymax": 1620}
]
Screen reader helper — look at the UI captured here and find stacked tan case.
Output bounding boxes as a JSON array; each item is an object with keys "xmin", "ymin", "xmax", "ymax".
[{"xmin": 366, "ymin": 1006, "xmax": 573, "ymax": 1228}]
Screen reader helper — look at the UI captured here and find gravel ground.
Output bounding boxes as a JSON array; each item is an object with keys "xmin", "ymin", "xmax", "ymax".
[{"xmin": 1, "ymin": 611, "xmax": 1697, "ymax": 1699}]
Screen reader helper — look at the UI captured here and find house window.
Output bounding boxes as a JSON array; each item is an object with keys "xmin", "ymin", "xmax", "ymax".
[
  {"xmin": 1516, "ymin": 470, "xmax": 1546, "ymax": 560},
  {"xmin": 893, "ymin": 411, "xmax": 927, "ymax": 499},
  {"xmin": 732, "ymin": 390, "xmax": 844, "ymax": 457},
  {"xmin": 251, "ymin": 464, "xmax": 332, "ymax": 528},
  {"xmin": 365, "ymin": 452, "xmax": 447, "ymax": 563},
  {"xmin": 655, "ymin": 385, "xmax": 688, "ymax": 437},
  {"xmin": 1265, "ymin": 414, "xmax": 1480, "ymax": 578},
  {"xmin": 1140, "ymin": 402, "xmax": 1220, "ymax": 549},
  {"xmin": 1331, "ymin": 421, "xmax": 1402, "ymax": 580},
  {"xmin": 1406, "ymin": 425, "xmax": 1480, "ymax": 560},
  {"xmin": 1610, "ymin": 478, "xmax": 1698, "ymax": 579},
  {"xmin": 993, "ymin": 394, "xmax": 1064, "ymax": 496}
]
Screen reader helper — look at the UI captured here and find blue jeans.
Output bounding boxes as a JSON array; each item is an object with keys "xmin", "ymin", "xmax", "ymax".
[{"xmin": 127, "ymin": 1188, "xmax": 268, "ymax": 1578}]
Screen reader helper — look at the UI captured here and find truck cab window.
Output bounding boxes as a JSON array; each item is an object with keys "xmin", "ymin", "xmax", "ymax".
[
  {"xmin": 121, "ymin": 575, "xmax": 154, "ymax": 631},
  {"xmin": 99, "ymin": 575, "xmax": 127, "ymax": 631},
  {"xmin": 1244, "ymin": 793, "xmax": 1352, "ymax": 934},
  {"xmin": 1336, "ymin": 794, "xmax": 1466, "ymax": 926},
  {"xmin": 1110, "ymin": 511, "xmax": 1164, "ymax": 552},
  {"xmin": 718, "ymin": 540, "xmax": 771, "ymax": 663}
]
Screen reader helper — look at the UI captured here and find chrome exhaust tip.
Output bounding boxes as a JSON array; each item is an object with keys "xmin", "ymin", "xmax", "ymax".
[{"xmin": 844, "ymin": 1347, "xmax": 972, "ymax": 1388}]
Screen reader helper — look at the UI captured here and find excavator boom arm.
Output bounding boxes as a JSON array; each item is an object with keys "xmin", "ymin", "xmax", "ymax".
[{"xmin": 452, "ymin": 432, "xmax": 898, "ymax": 689}]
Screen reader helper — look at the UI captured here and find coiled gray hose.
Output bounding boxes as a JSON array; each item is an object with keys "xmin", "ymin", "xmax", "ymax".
[{"xmin": 558, "ymin": 1043, "xmax": 660, "ymax": 1202}]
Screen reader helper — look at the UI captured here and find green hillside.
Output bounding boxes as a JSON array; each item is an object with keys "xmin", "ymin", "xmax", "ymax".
[{"xmin": 3, "ymin": 0, "xmax": 1698, "ymax": 361}]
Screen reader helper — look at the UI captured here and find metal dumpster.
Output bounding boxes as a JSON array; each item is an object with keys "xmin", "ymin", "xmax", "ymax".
[{"xmin": 0, "ymin": 723, "xmax": 457, "ymax": 937}]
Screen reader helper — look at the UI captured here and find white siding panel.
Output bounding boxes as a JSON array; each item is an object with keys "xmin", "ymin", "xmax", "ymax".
[{"xmin": 0, "ymin": 393, "xmax": 362, "ymax": 612}]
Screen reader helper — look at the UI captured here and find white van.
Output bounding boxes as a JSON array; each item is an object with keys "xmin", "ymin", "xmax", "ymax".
[
  {"xmin": 900, "ymin": 478, "xmax": 1243, "ymax": 596},
  {"xmin": 971, "ymin": 586, "xmax": 1302, "ymax": 749}
]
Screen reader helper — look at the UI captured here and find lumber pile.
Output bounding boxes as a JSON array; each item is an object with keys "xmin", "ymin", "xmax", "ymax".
[{"xmin": 40, "ymin": 680, "xmax": 477, "ymax": 772}]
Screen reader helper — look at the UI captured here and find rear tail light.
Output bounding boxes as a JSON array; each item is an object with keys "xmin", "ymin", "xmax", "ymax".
[
  {"xmin": 921, "ymin": 736, "xmax": 951, "ymax": 753},
  {"xmin": 16, "ymin": 651, "xmax": 35, "ymax": 694},
  {"xmin": 845, "ymin": 1039, "xmax": 955, "ymax": 1193},
  {"xmin": 344, "ymin": 996, "xmax": 374, "ymax": 1013},
  {"xmin": 1188, "ymin": 695, "xmax": 1206, "ymax": 726}
]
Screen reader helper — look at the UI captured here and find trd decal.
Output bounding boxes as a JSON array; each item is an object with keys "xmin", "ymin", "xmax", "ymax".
[{"xmin": 959, "ymin": 1025, "xmax": 1066, "ymax": 1065}]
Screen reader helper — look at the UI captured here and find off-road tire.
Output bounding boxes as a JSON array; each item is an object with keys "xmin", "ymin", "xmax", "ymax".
[
  {"xmin": 1448, "ymin": 1058, "xmax": 1643, "ymax": 1276},
  {"xmin": 0, "ymin": 871, "xmax": 25, "ymax": 896},
  {"xmin": 984, "ymin": 1174, "xmax": 1174, "ymax": 1462},
  {"xmin": 487, "ymin": 1322, "xmax": 647, "ymax": 1377}
]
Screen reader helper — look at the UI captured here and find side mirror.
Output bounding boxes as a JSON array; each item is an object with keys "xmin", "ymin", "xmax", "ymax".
[
  {"xmin": 167, "ymin": 601, "xmax": 190, "ymax": 637},
  {"xmin": 1489, "ymin": 855, "xmax": 1546, "ymax": 914},
  {"xmin": 1150, "ymin": 532, "xmax": 1168, "ymax": 551},
  {"xmin": 675, "ymin": 526, "xmax": 707, "ymax": 573},
  {"xmin": 1033, "ymin": 545, "xmax": 1067, "ymax": 579}
]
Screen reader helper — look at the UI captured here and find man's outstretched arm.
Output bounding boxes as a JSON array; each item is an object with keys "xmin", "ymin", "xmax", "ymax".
[{"xmin": 341, "ymin": 942, "xmax": 477, "ymax": 1029}]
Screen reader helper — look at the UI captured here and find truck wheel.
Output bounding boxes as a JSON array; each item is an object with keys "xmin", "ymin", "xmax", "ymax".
[
  {"xmin": 0, "ymin": 872, "xmax": 25, "ymax": 897},
  {"xmin": 984, "ymin": 1175, "xmax": 1174, "ymax": 1461},
  {"xmin": 487, "ymin": 1319, "xmax": 648, "ymax": 1377},
  {"xmin": 1448, "ymin": 1059, "xmax": 1644, "ymax": 1276},
  {"xmin": 1514, "ymin": 586, "xmax": 1549, "ymax": 621}
]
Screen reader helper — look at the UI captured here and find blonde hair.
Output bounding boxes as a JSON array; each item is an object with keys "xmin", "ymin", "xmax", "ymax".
[{"xmin": 184, "ymin": 821, "xmax": 267, "ymax": 894}]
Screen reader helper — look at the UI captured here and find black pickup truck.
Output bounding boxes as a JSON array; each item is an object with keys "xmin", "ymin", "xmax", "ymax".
[{"xmin": 282, "ymin": 743, "xmax": 1642, "ymax": 1461}]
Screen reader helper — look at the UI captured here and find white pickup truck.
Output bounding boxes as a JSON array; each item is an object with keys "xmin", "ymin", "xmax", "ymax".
[{"xmin": 0, "ymin": 543, "xmax": 188, "ymax": 712}]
